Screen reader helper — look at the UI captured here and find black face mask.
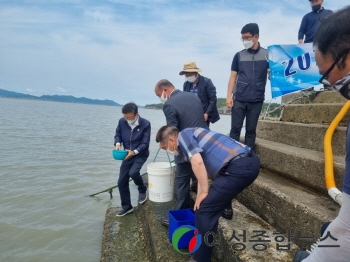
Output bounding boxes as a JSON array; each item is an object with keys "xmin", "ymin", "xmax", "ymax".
[{"xmin": 312, "ymin": 4, "xmax": 321, "ymax": 12}]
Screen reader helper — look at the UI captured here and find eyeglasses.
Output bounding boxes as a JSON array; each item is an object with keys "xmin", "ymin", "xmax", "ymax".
[
  {"xmin": 319, "ymin": 48, "xmax": 350, "ymax": 85},
  {"xmin": 240, "ymin": 35, "xmax": 253, "ymax": 41}
]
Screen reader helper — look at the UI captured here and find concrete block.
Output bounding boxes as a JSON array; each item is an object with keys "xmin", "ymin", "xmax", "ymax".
[
  {"xmin": 214, "ymin": 200, "xmax": 298, "ymax": 262},
  {"xmin": 257, "ymin": 120, "xmax": 346, "ymax": 156},
  {"xmin": 101, "ymin": 207, "xmax": 149, "ymax": 262},
  {"xmin": 255, "ymin": 138, "xmax": 345, "ymax": 193},
  {"xmin": 312, "ymin": 91, "xmax": 348, "ymax": 104},
  {"xmin": 282, "ymin": 90, "xmax": 347, "ymax": 105},
  {"xmin": 236, "ymin": 171, "xmax": 340, "ymax": 249},
  {"xmin": 136, "ymin": 200, "xmax": 189, "ymax": 262},
  {"xmin": 280, "ymin": 103, "xmax": 350, "ymax": 126}
]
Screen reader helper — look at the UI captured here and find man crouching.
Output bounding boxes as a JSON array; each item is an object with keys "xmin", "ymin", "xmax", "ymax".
[{"xmin": 156, "ymin": 125, "xmax": 260, "ymax": 262}]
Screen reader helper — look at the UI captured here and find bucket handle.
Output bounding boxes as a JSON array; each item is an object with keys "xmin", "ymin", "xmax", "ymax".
[{"xmin": 153, "ymin": 148, "xmax": 174, "ymax": 186}]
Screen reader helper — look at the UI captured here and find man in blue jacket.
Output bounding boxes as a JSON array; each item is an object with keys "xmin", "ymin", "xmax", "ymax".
[
  {"xmin": 180, "ymin": 61, "xmax": 220, "ymax": 127},
  {"xmin": 298, "ymin": 0, "xmax": 332, "ymax": 44},
  {"xmin": 114, "ymin": 102, "xmax": 151, "ymax": 217}
]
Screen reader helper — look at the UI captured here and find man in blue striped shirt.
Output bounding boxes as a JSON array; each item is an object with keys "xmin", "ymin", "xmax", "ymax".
[{"xmin": 156, "ymin": 125, "xmax": 260, "ymax": 262}]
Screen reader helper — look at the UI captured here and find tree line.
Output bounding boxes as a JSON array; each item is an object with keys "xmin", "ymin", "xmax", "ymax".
[{"xmin": 145, "ymin": 98, "xmax": 281, "ymax": 117}]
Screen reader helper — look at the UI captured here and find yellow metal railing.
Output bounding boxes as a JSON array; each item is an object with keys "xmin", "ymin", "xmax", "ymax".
[{"xmin": 324, "ymin": 100, "xmax": 350, "ymax": 205}]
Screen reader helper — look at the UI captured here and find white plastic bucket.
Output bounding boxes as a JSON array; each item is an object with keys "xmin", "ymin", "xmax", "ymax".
[{"xmin": 147, "ymin": 162, "xmax": 175, "ymax": 202}]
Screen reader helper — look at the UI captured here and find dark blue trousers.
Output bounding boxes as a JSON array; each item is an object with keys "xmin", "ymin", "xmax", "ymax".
[
  {"xmin": 193, "ymin": 154, "xmax": 260, "ymax": 262},
  {"xmin": 229, "ymin": 100, "xmax": 263, "ymax": 151},
  {"xmin": 118, "ymin": 154, "xmax": 148, "ymax": 210},
  {"xmin": 175, "ymin": 161, "xmax": 193, "ymax": 209}
]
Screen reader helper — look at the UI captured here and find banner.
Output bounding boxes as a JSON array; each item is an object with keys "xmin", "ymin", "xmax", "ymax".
[{"xmin": 268, "ymin": 43, "xmax": 322, "ymax": 98}]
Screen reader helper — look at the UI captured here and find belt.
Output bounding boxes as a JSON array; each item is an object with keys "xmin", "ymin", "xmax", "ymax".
[{"xmin": 230, "ymin": 152, "xmax": 252, "ymax": 163}]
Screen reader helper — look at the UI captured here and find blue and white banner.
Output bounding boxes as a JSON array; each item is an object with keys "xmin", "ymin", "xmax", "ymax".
[{"xmin": 268, "ymin": 43, "xmax": 322, "ymax": 98}]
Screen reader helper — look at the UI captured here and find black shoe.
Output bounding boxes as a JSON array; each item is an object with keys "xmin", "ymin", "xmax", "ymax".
[
  {"xmin": 221, "ymin": 208, "xmax": 233, "ymax": 220},
  {"xmin": 138, "ymin": 192, "xmax": 147, "ymax": 204},
  {"xmin": 161, "ymin": 218, "xmax": 169, "ymax": 227},
  {"xmin": 116, "ymin": 207, "xmax": 134, "ymax": 217},
  {"xmin": 293, "ymin": 250, "xmax": 310, "ymax": 262}
]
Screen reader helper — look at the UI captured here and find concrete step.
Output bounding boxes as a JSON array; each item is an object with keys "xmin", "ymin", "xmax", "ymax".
[
  {"xmin": 100, "ymin": 207, "xmax": 150, "ymax": 262},
  {"xmin": 214, "ymin": 199, "xmax": 298, "ymax": 262},
  {"xmin": 257, "ymin": 120, "xmax": 346, "ymax": 157},
  {"xmin": 255, "ymin": 138, "xmax": 345, "ymax": 193},
  {"xmin": 281, "ymin": 90, "xmax": 347, "ymax": 105},
  {"xmin": 280, "ymin": 103, "xmax": 350, "ymax": 126},
  {"xmin": 236, "ymin": 170, "xmax": 340, "ymax": 250},
  {"xmin": 136, "ymin": 199, "xmax": 191, "ymax": 262},
  {"xmin": 138, "ymin": 174, "xmax": 299, "ymax": 262},
  {"xmin": 140, "ymin": 192, "xmax": 299, "ymax": 262}
]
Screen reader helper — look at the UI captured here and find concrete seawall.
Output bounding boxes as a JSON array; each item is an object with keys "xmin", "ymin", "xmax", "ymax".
[{"xmin": 101, "ymin": 90, "xmax": 346, "ymax": 261}]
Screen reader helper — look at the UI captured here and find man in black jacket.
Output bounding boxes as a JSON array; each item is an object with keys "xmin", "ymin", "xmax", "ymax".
[
  {"xmin": 114, "ymin": 102, "xmax": 150, "ymax": 217},
  {"xmin": 180, "ymin": 62, "xmax": 220, "ymax": 127}
]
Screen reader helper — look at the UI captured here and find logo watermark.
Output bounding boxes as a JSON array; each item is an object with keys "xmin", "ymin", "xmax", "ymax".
[{"xmin": 172, "ymin": 225, "xmax": 202, "ymax": 254}]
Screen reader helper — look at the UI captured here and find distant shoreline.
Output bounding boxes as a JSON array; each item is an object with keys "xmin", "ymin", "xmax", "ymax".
[
  {"xmin": 0, "ymin": 88, "xmax": 122, "ymax": 107},
  {"xmin": 0, "ymin": 96, "xmax": 123, "ymax": 107}
]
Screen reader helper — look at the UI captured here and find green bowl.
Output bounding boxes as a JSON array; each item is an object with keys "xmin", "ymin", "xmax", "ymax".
[{"xmin": 112, "ymin": 150, "xmax": 128, "ymax": 160}]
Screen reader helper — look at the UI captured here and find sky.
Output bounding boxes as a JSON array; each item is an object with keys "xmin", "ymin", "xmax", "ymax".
[{"xmin": 0, "ymin": 0, "xmax": 348, "ymax": 106}]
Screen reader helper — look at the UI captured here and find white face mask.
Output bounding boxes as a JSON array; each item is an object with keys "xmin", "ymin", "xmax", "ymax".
[
  {"xmin": 243, "ymin": 40, "xmax": 254, "ymax": 49},
  {"xmin": 186, "ymin": 75, "xmax": 197, "ymax": 83},
  {"xmin": 159, "ymin": 90, "xmax": 168, "ymax": 104},
  {"xmin": 127, "ymin": 115, "xmax": 138, "ymax": 125},
  {"xmin": 166, "ymin": 140, "xmax": 179, "ymax": 156}
]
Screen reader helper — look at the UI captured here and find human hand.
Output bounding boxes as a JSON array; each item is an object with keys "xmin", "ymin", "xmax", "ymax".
[
  {"xmin": 204, "ymin": 113, "xmax": 208, "ymax": 121},
  {"xmin": 124, "ymin": 150, "xmax": 135, "ymax": 160},
  {"xmin": 226, "ymin": 98, "xmax": 234, "ymax": 109},
  {"xmin": 115, "ymin": 144, "xmax": 121, "ymax": 150},
  {"xmin": 194, "ymin": 191, "xmax": 208, "ymax": 211}
]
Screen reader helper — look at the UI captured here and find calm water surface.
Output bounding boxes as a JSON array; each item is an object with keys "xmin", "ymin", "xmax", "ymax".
[{"xmin": 0, "ymin": 98, "xmax": 233, "ymax": 262}]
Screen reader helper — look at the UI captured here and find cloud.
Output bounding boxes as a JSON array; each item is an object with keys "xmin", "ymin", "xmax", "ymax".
[
  {"xmin": 57, "ymin": 87, "xmax": 67, "ymax": 93},
  {"xmin": 0, "ymin": 0, "xmax": 349, "ymax": 105}
]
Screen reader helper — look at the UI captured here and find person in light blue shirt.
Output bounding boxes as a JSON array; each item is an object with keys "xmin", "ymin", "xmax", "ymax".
[{"xmin": 156, "ymin": 126, "xmax": 260, "ymax": 262}]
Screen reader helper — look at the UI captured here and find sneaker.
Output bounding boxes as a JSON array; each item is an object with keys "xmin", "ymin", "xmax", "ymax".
[
  {"xmin": 138, "ymin": 192, "xmax": 147, "ymax": 204},
  {"xmin": 187, "ymin": 257, "xmax": 197, "ymax": 262},
  {"xmin": 116, "ymin": 207, "xmax": 134, "ymax": 217},
  {"xmin": 221, "ymin": 208, "xmax": 233, "ymax": 220}
]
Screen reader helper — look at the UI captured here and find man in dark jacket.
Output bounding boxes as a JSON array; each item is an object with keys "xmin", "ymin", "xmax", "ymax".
[
  {"xmin": 114, "ymin": 102, "xmax": 150, "ymax": 217},
  {"xmin": 154, "ymin": 79, "xmax": 208, "ymax": 218},
  {"xmin": 226, "ymin": 23, "xmax": 269, "ymax": 152},
  {"xmin": 298, "ymin": 0, "xmax": 332, "ymax": 44},
  {"xmin": 180, "ymin": 61, "xmax": 220, "ymax": 127}
]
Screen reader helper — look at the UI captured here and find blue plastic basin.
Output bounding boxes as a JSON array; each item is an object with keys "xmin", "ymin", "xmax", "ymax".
[{"xmin": 112, "ymin": 150, "xmax": 128, "ymax": 160}]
